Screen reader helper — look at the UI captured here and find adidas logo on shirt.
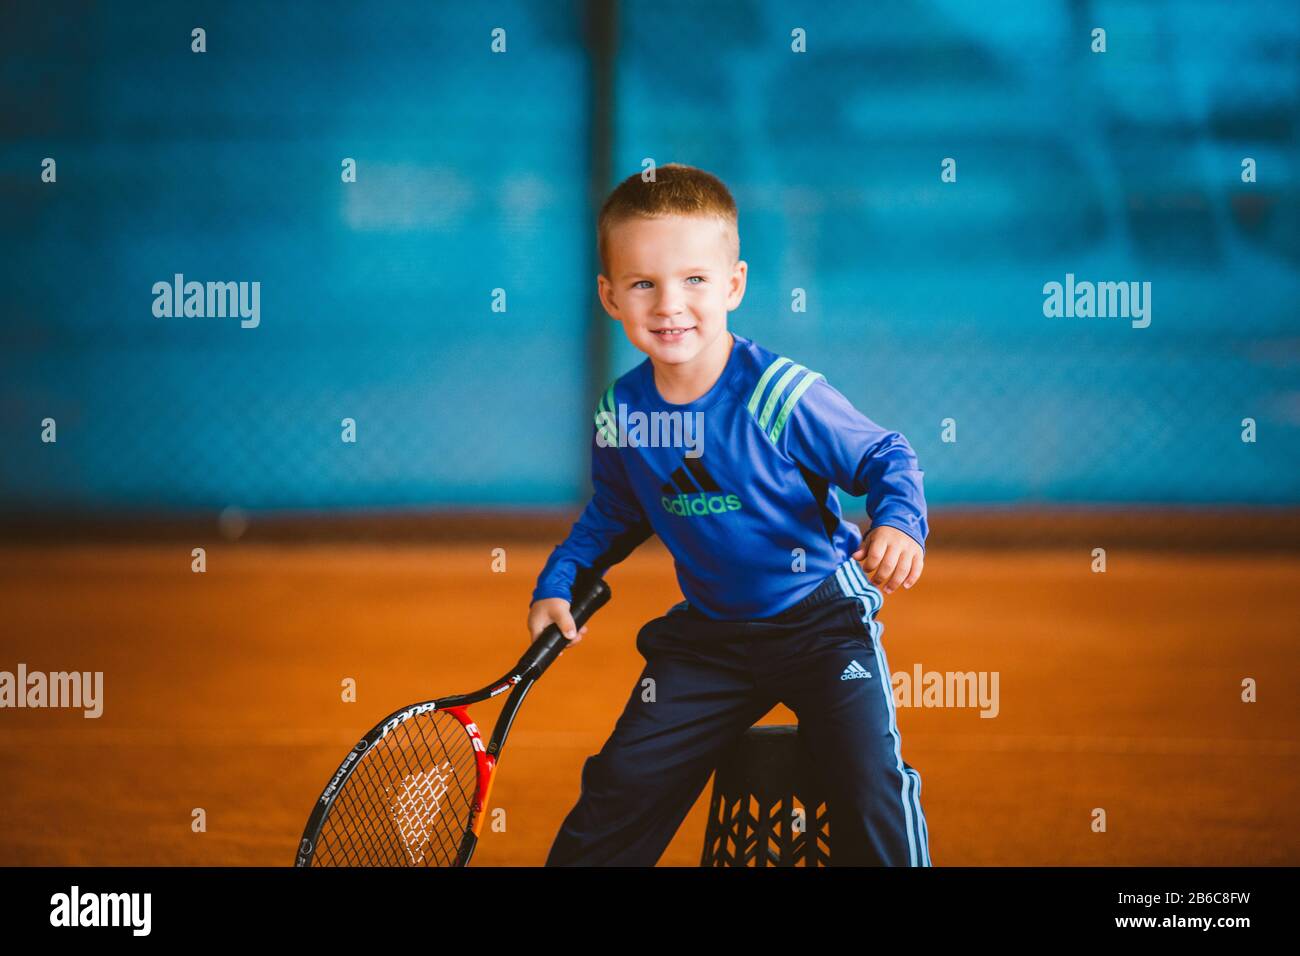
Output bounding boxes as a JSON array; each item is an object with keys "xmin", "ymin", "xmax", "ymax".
[
  {"xmin": 841, "ymin": 660, "xmax": 872, "ymax": 681},
  {"xmin": 658, "ymin": 457, "xmax": 742, "ymax": 517}
]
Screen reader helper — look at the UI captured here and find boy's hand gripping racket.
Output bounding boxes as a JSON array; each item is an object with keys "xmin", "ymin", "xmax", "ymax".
[{"xmin": 295, "ymin": 574, "xmax": 611, "ymax": 867}]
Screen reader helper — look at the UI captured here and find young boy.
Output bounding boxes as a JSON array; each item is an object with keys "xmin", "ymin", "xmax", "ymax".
[{"xmin": 527, "ymin": 163, "xmax": 930, "ymax": 867}]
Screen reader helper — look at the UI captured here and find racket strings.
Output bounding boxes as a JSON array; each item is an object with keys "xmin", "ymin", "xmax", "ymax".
[
  {"xmin": 312, "ymin": 710, "xmax": 481, "ymax": 866},
  {"xmin": 386, "ymin": 716, "xmax": 479, "ymax": 865}
]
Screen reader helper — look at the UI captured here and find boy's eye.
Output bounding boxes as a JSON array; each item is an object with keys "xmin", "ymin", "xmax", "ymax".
[{"xmin": 631, "ymin": 276, "xmax": 705, "ymax": 289}]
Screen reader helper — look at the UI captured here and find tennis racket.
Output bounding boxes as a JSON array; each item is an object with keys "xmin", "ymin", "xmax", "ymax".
[{"xmin": 295, "ymin": 572, "xmax": 611, "ymax": 867}]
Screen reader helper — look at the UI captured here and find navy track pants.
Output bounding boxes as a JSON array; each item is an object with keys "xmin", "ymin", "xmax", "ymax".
[{"xmin": 545, "ymin": 557, "xmax": 931, "ymax": 867}]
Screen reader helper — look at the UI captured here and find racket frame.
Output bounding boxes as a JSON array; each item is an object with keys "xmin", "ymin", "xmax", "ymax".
[{"xmin": 295, "ymin": 575, "xmax": 610, "ymax": 867}]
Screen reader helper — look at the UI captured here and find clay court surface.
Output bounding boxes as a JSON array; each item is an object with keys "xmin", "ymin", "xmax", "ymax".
[{"xmin": 1, "ymin": 541, "xmax": 1296, "ymax": 866}]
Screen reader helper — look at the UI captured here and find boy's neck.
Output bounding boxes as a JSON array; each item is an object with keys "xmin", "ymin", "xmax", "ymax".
[{"xmin": 651, "ymin": 330, "xmax": 736, "ymax": 405}]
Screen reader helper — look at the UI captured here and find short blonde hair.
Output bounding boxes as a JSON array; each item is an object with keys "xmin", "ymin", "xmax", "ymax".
[{"xmin": 597, "ymin": 163, "xmax": 739, "ymax": 277}]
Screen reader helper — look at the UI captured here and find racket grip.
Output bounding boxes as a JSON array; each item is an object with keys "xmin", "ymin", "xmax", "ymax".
[{"xmin": 517, "ymin": 571, "xmax": 612, "ymax": 678}]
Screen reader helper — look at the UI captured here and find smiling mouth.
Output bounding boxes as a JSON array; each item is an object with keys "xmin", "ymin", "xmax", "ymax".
[{"xmin": 652, "ymin": 327, "xmax": 695, "ymax": 338}]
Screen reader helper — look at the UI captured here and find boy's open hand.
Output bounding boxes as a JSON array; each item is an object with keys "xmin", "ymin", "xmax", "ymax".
[
  {"xmin": 527, "ymin": 597, "xmax": 589, "ymax": 648},
  {"xmin": 854, "ymin": 525, "xmax": 924, "ymax": 595}
]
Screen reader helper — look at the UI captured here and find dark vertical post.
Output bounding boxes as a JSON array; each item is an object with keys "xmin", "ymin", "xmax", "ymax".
[{"xmin": 581, "ymin": 0, "xmax": 618, "ymax": 500}]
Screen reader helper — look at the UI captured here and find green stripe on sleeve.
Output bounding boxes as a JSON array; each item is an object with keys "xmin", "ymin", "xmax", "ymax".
[
  {"xmin": 594, "ymin": 383, "xmax": 619, "ymax": 445},
  {"xmin": 768, "ymin": 371, "xmax": 823, "ymax": 443},
  {"xmin": 757, "ymin": 363, "xmax": 806, "ymax": 431},
  {"xmin": 746, "ymin": 357, "xmax": 792, "ymax": 416},
  {"xmin": 593, "ymin": 413, "xmax": 618, "ymax": 446}
]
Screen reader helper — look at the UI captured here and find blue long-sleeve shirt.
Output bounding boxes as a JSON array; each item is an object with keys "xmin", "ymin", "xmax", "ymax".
[{"xmin": 532, "ymin": 332, "xmax": 928, "ymax": 620}]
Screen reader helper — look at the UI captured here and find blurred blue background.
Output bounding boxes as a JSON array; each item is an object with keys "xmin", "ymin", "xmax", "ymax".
[{"xmin": 1, "ymin": 0, "xmax": 1297, "ymax": 514}]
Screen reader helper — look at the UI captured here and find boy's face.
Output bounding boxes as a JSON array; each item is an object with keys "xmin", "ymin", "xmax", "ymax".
[{"xmin": 597, "ymin": 214, "xmax": 747, "ymax": 367}]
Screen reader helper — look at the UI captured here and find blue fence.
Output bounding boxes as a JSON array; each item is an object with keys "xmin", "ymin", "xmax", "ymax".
[{"xmin": 2, "ymin": 1, "xmax": 1296, "ymax": 512}]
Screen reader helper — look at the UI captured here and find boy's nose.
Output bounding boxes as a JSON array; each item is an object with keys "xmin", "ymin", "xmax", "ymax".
[{"xmin": 655, "ymin": 295, "xmax": 684, "ymax": 315}]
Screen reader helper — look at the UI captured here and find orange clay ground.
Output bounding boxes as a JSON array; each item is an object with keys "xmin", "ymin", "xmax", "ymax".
[{"xmin": 0, "ymin": 541, "xmax": 1296, "ymax": 866}]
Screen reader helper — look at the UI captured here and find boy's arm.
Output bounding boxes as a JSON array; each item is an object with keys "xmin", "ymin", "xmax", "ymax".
[
  {"xmin": 772, "ymin": 374, "xmax": 928, "ymax": 550},
  {"xmin": 531, "ymin": 422, "xmax": 654, "ymax": 604}
]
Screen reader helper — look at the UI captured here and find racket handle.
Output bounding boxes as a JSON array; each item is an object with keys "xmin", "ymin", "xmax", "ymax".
[{"xmin": 517, "ymin": 571, "xmax": 612, "ymax": 678}]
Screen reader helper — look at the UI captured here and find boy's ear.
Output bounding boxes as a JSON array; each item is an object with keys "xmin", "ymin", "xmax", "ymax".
[
  {"xmin": 727, "ymin": 259, "xmax": 748, "ymax": 308},
  {"xmin": 596, "ymin": 273, "xmax": 619, "ymax": 317}
]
